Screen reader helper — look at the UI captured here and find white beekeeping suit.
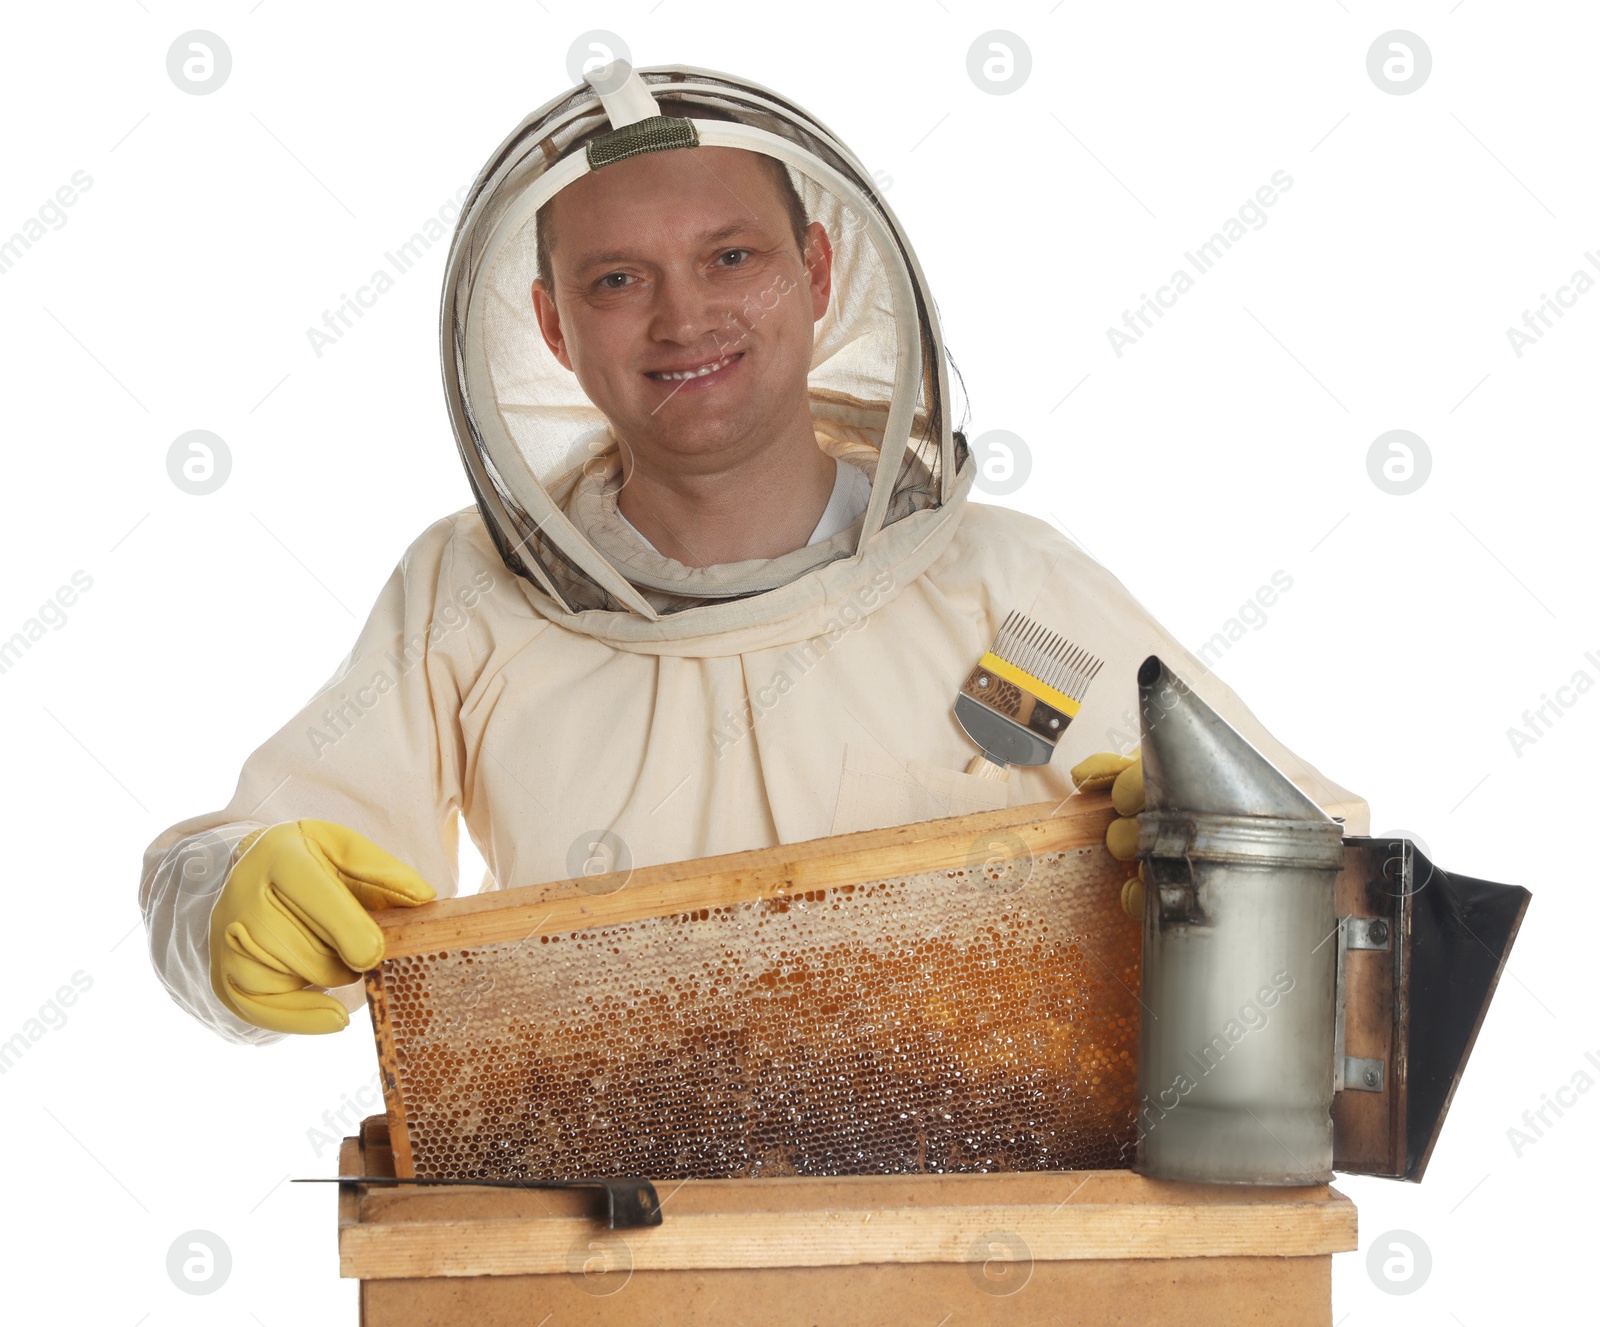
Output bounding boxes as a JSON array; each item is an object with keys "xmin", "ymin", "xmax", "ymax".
[{"xmin": 140, "ymin": 63, "xmax": 1366, "ymax": 1045}]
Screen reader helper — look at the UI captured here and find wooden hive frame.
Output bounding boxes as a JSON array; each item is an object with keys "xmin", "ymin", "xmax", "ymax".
[{"xmin": 364, "ymin": 793, "xmax": 1134, "ymax": 1180}]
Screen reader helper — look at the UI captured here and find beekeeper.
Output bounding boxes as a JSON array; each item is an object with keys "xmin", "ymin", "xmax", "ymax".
[{"xmin": 140, "ymin": 63, "xmax": 1366, "ymax": 1043}]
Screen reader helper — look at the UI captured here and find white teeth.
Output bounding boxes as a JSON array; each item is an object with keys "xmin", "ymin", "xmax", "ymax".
[{"xmin": 649, "ymin": 354, "xmax": 735, "ymax": 381}]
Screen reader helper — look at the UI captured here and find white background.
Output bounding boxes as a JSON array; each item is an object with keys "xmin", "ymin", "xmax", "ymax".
[{"xmin": 0, "ymin": 2, "xmax": 1592, "ymax": 1322}]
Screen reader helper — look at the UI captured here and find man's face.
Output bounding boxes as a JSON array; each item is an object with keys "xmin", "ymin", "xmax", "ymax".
[{"xmin": 532, "ymin": 145, "xmax": 831, "ymax": 474}]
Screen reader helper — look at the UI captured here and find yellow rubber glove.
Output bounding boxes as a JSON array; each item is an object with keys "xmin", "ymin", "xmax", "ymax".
[
  {"xmin": 1070, "ymin": 750, "xmax": 1146, "ymax": 922},
  {"xmin": 209, "ymin": 819, "xmax": 435, "ymax": 1035}
]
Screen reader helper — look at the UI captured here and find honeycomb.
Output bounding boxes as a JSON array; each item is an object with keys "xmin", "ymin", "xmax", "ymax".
[{"xmin": 372, "ymin": 844, "xmax": 1141, "ymax": 1181}]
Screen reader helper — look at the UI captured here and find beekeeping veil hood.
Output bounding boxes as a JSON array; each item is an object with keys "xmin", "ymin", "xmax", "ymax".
[{"xmin": 441, "ymin": 61, "xmax": 969, "ymax": 630}]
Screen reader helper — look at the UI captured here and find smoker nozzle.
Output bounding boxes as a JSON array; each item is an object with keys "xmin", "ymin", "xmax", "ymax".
[{"xmin": 1137, "ymin": 655, "xmax": 1332, "ymax": 822}]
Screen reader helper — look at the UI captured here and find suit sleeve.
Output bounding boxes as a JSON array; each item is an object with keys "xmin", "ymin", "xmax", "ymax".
[{"xmin": 137, "ymin": 515, "xmax": 483, "ymax": 1044}]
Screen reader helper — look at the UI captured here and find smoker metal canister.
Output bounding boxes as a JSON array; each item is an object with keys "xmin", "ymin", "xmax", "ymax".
[{"xmin": 1130, "ymin": 656, "xmax": 1348, "ymax": 1185}]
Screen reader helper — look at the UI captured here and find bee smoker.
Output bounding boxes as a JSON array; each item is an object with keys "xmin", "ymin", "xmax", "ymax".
[{"xmin": 1130, "ymin": 656, "xmax": 1531, "ymax": 1185}]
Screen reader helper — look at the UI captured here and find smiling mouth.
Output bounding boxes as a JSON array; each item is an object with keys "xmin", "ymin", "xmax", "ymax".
[{"xmin": 645, "ymin": 352, "xmax": 743, "ymax": 381}]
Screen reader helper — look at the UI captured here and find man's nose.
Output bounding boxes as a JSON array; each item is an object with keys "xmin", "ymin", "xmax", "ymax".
[{"xmin": 648, "ymin": 268, "xmax": 734, "ymax": 347}]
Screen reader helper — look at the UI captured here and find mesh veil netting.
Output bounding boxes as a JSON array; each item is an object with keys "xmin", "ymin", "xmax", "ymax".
[{"xmin": 439, "ymin": 65, "xmax": 969, "ymax": 618}]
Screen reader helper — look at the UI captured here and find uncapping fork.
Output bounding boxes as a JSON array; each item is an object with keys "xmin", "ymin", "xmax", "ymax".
[{"xmin": 954, "ymin": 610, "xmax": 1104, "ymax": 780}]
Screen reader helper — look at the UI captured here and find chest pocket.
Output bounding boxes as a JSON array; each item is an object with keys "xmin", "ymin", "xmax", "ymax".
[{"xmin": 828, "ymin": 740, "xmax": 1011, "ymax": 837}]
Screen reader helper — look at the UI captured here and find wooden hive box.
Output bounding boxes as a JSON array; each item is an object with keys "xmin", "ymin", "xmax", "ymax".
[{"xmin": 337, "ymin": 1115, "xmax": 1358, "ymax": 1326}]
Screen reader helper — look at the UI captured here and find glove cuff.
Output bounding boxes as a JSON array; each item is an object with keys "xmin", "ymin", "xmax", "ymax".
[{"xmin": 232, "ymin": 825, "xmax": 274, "ymax": 864}]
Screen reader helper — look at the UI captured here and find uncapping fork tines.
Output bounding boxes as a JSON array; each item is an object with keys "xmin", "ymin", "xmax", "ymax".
[{"xmin": 954, "ymin": 610, "xmax": 1104, "ymax": 781}]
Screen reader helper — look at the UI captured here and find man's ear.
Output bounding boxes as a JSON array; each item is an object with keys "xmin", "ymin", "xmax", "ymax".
[
  {"xmin": 803, "ymin": 221, "xmax": 833, "ymax": 321},
  {"xmin": 530, "ymin": 278, "xmax": 574, "ymax": 371}
]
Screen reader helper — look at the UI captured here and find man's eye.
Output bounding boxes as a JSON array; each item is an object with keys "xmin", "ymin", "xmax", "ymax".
[
  {"xmin": 597, "ymin": 272, "xmax": 633, "ymax": 290},
  {"xmin": 717, "ymin": 249, "xmax": 751, "ymax": 266}
]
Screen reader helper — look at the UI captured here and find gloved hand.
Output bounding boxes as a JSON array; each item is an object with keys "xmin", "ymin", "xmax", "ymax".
[
  {"xmin": 1070, "ymin": 750, "xmax": 1146, "ymax": 922},
  {"xmin": 209, "ymin": 819, "xmax": 435, "ymax": 1035}
]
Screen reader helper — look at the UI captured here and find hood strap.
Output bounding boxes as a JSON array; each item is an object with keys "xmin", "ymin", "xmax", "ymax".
[{"xmin": 586, "ymin": 115, "xmax": 700, "ymax": 170}]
